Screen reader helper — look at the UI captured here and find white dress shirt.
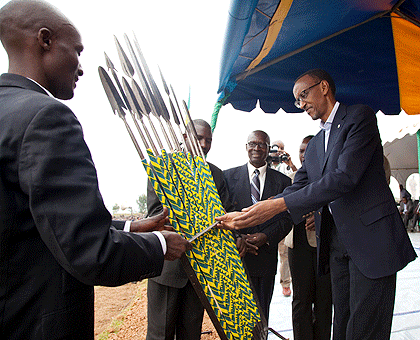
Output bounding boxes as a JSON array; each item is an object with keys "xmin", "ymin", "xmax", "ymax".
[{"xmin": 320, "ymin": 101, "xmax": 340, "ymax": 152}]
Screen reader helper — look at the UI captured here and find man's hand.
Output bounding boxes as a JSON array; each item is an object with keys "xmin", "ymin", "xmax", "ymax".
[
  {"xmin": 246, "ymin": 233, "xmax": 268, "ymax": 248},
  {"xmin": 215, "ymin": 211, "xmax": 244, "ymax": 230},
  {"xmin": 236, "ymin": 236, "xmax": 247, "ymax": 257},
  {"xmin": 305, "ymin": 213, "xmax": 315, "ymax": 231},
  {"xmin": 160, "ymin": 231, "xmax": 192, "ymax": 261},
  {"xmin": 280, "ymin": 151, "xmax": 297, "ymax": 172},
  {"xmin": 216, "ymin": 198, "xmax": 287, "ymax": 229},
  {"xmin": 130, "ymin": 207, "xmax": 173, "ymax": 232},
  {"xmin": 243, "ymin": 233, "xmax": 267, "ymax": 255}
]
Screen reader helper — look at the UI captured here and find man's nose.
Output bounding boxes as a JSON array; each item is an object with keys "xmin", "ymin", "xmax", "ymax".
[
  {"xmin": 200, "ymin": 140, "xmax": 209, "ymax": 150},
  {"xmin": 78, "ymin": 64, "xmax": 84, "ymax": 77}
]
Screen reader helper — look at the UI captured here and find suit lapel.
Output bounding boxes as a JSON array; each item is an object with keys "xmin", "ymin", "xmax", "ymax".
[
  {"xmin": 322, "ymin": 104, "xmax": 347, "ymax": 171},
  {"xmin": 235, "ymin": 164, "xmax": 252, "ymax": 207},
  {"xmin": 261, "ymin": 168, "xmax": 275, "ymax": 200},
  {"xmin": 312, "ymin": 131, "xmax": 325, "ymax": 178}
]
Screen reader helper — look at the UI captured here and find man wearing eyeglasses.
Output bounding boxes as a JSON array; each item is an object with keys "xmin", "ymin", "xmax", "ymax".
[
  {"xmin": 217, "ymin": 70, "xmax": 416, "ymax": 340},
  {"xmin": 223, "ymin": 130, "xmax": 293, "ymax": 322}
]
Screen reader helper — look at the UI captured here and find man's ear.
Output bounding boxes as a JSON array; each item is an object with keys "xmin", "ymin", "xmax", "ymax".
[
  {"xmin": 320, "ymin": 80, "xmax": 329, "ymax": 95},
  {"xmin": 37, "ymin": 28, "xmax": 53, "ymax": 51}
]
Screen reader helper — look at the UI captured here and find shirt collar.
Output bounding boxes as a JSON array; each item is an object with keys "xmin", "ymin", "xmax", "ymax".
[
  {"xmin": 320, "ymin": 101, "xmax": 340, "ymax": 130},
  {"xmin": 247, "ymin": 162, "xmax": 267, "ymax": 177},
  {"xmin": 27, "ymin": 78, "xmax": 54, "ymax": 97}
]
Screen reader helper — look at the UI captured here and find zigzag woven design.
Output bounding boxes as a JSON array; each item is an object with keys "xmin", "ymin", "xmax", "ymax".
[{"xmin": 144, "ymin": 149, "xmax": 261, "ymax": 340}]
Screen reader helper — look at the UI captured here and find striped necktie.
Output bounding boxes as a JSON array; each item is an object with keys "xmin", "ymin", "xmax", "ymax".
[{"xmin": 251, "ymin": 169, "xmax": 260, "ymax": 204}]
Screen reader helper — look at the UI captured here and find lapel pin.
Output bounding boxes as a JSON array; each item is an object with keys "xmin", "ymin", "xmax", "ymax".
[{"xmin": 337, "ymin": 124, "xmax": 341, "ymax": 129}]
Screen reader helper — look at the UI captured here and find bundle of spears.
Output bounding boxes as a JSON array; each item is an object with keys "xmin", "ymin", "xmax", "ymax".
[{"xmin": 98, "ymin": 33, "xmax": 269, "ymax": 340}]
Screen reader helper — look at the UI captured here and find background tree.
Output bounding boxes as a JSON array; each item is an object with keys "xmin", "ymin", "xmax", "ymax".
[
  {"xmin": 112, "ymin": 203, "xmax": 120, "ymax": 215},
  {"xmin": 136, "ymin": 194, "xmax": 147, "ymax": 215}
]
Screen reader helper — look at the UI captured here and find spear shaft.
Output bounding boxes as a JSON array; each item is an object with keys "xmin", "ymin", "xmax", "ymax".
[{"xmin": 169, "ymin": 84, "xmax": 200, "ymax": 157}]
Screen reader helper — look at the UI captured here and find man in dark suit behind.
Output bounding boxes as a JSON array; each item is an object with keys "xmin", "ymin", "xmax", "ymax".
[
  {"xmin": 223, "ymin": 130, "xmax": 292, "ymax": 322},
  {"xmin": 146, "ymin": 119, "xmax": 234, "ymax": 340},
  {"xmin": 399, "ymin": 195, "xmax": 415, "ymax": 230},
  {"xmin": 218, "ymin": 69, "xmax": 416, "ymax": 340},
  {"xmin": 0, "ymin": 1, "xmax": 190, "ymax": 339}
]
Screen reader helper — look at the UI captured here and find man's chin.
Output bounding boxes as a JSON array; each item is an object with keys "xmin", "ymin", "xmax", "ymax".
[
  {"xmin": 307, "ymin": 111, "xmax": 318, "ymax": 120},
  {"xmin": 56, "ymin": 90, "xmax": 74, "ymax": 100}
]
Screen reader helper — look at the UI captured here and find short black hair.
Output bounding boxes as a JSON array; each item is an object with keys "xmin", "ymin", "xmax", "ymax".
[
  {"xmin": 302, "ymin": 135, "xmax": 314, "ymax": 144},
  {"xmin": 295, "ymin": 69, "xmax": 336, "ymax": 96},
  {"xmin": 192, "ymin": 119, "xmax": 211, "ymax": 130},
  {"xmin": 248, "ymin": 130, "xmax": 270, "ymax": 145}
]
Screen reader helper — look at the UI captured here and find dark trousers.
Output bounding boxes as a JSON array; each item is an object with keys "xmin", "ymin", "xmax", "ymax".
[
  {"xmin": 289, "ymin": 223, "xmax": 332, "ymax": 340},
  {"xmin": 329, "ymin": 228, "xmax": 396, "ymax": 340},
  {"xmin": 146, "ymin": 279, "xmax": 204, "ymax": 340},
  {"xmin": 249, "ymin": 274, "xmax": 276, "ymax": 323}
]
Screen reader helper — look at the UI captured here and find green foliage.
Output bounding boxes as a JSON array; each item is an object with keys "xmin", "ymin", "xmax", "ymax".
[
  {"xmin": 136, "ymin": 194, "xmax": 147, "ymax": 215},
  {"xmin": 112, "ymin": 203, "xmax": 119, "ymax": 214}
]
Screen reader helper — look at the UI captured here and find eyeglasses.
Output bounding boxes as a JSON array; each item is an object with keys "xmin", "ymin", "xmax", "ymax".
[
  {"xmin": 294, "ymin": 81, "xmax": 321, "ymax": 109},
  {"xmin": 247, "ymin": 141, "xmax": 269, "ymax": 149}
]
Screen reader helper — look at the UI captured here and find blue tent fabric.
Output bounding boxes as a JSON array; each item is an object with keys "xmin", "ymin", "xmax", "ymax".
[{"xmin": 216, "ymin": 0, "xmax": 420, "ymax": 117}]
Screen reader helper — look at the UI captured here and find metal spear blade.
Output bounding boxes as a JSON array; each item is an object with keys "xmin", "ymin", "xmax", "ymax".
[
  {"xmin": 131, "ymin": 78, "xmax": 151, "ymax": 117},
  {"xmin": 122, "ymin": 76, "xmax": 143, "ymax": 120},
  {"xmin": 114, "ymin": 35, "xmax": 135, "ymax": 78},
  {"xmin": 98, "ymin": 66, "xmax": 126, "ymax": 118},
  {"xmin": 159, "ymin": 68, "xmax": 181, "ymax": 126},
  {"xmin": 131, "ymin": 34, "xmax": 171, "ymax": 122},
  {"xmin": 123, "ymin": 33, "xmax": 159, "ymax": 120},
  {"xmin": 105, "ymin": 53, "xmax": 133, "ymax": 113},
  {"xmin": 158, "ymin": 66, "xmax": 170, "ymax": 96}
]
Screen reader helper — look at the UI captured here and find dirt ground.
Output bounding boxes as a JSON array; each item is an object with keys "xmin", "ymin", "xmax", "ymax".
[{"xmin": 94, "ymin": 281, "xmax": 220, "ymax": 340}]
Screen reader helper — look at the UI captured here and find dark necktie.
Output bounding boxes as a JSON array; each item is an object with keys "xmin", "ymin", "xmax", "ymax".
[{"xmin": 251, "ymin": 169, "xmax": 260, "ymax": 204}]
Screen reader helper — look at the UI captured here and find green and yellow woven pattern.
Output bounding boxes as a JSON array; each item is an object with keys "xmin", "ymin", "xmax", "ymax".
[{"xmin": 143, "ymin": 149, "xmax": 261, "ymax": 340}]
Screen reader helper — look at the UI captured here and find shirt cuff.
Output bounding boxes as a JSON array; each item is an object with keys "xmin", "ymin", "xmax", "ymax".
[
  {"xmin": 123, "ymin": 221, "xmax": 131, "ymax": 232},
  {"xmin": 152, "ymin": 231, "xmax": 167, "ymax": 255}
]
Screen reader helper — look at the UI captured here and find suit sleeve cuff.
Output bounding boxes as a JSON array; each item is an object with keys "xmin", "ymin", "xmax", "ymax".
[
  {"xmin": 152, "ymin": 231, "xmax": 167, "ymax": 255},
  {"xmin": 123, "ymin": 221, "xmax": 131, "ymax": 232}
]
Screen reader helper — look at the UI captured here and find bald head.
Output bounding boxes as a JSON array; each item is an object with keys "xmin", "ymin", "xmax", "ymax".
[
  {"xmin": 271, "ymin": 140, "xmax": 284, "ymax": 151},
  {"xmin": 0, "ymin": 0, "xmax": 83, "ymax": 99},
  {"xmin": 0, "ymin": 0, "xmax": 67, "ymax": 53}
]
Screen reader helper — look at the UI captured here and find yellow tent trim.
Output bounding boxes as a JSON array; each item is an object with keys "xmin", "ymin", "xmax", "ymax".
[
  {"xmin": 245, "ymin": 0, "xmax": 294, "ymax": 72},
  {"xmin": 392, "ymin": 13, "xmax": 420, "ymax": 115}
]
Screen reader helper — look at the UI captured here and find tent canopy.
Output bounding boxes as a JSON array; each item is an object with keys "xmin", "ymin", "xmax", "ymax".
[{"xmin": 216, "ymin": 0, "xmax": 420, "ymax": 117}]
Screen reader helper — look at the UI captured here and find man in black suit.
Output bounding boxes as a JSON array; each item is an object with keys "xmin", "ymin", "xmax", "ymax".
[
  {"xmin": 218, "ymin": 69, "xmax": 416, "ymax": 340},
  {"xmin": 146, "ymin": 119, "xmax": 233, "ymax": 340},
  {"xmin": 0, "ymin": 1, "xmax": 191, "ymax": 339},
  {"xmin": 223, "ymin": 130, "xmax": 292, "ymax": 322}
]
